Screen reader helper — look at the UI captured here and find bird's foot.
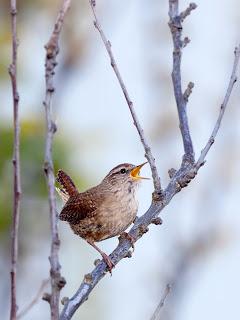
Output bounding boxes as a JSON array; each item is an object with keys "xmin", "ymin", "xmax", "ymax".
[
  {"xmin": 87, "ymin": 240, "xmax": 115, "ymax": 275},
  {"xmin": 119, "ymin": 232, "xmax": 136, "ymax": 251},
  {"xmin": 101, "ymin": 252, "xmax": 115, "ymax": 275}
]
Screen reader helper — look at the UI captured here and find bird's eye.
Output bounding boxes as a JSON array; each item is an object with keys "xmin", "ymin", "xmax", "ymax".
[{"xmin": 120, "ymin": 168, "xmax": 126, "ymax": 174}]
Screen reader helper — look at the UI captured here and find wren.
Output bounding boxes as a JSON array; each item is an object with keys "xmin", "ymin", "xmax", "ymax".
[{"xmin": 56, "ymin": 162, "xmax": 148, "ymax": 272}]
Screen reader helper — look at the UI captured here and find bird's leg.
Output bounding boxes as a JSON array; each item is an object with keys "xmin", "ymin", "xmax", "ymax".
[
  {"xmin": 119, "ymin": 232, "xmax": 136, "ymax": 251},
  {"xmin": 87, "ymin": 240, "xmax": 115, "ymax": 273}
]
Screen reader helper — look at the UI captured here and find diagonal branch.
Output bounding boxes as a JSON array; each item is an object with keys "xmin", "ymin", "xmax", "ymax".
[
  {"xmin": 9, "ymin": 1, "xmax": 22, "ymax": 319},
  {"xmin": 43, "ymin": 1, "xmax": 71, "ymax": 319},
  {"xmin": 168, "ymin": 0, "xmax": 197, "ymax": 164},
  {"xmin": 150, "ymin": 284, "xmax": 172, "ymax": 320},
  {"xmin": 59, "ymin": 164, "xmax": 196, "ymax": 320},
  {"xmin": 180, "ymin": 2, "xmax": 197, "ymax": 21},
  {"xmin": 195, "ymin": 45, "xmax": 240, "ymax": 169},
  {"xmin": 89, "ymin": 0, "xmax": 162, "ymax": 196}
]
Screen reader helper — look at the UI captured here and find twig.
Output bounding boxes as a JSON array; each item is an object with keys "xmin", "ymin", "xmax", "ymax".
[
  {"xmin": 183, "ymin": 81, "xmax": 194, "ymax": 102},
  {"xmin": 196, "ymin": 45, "xmax": 240, "ymax": 169},
  {"xmin": 180, "ymin": 2, "xmax": 197, "ymax": 21},
  {"xmin": 17, "ymin": 279, "xmax": 50, "ymax": 319},
  {"xmin": 150, "ymin": 284, "xmax": 172, "ymax": 320},
  {"xmin": 168, "ymin": 0, "xmax": 197, "ymax": 164},
  {"xmin": 9, "ymin": 1, "xmax": 21, "ymax": 319},
  {"xmin": 89, "ymin": 0, "xmax": 162, "ymax": 196},
  {"xmin": 43, "ymin": 0, "xmax": 71, "ymax": 318}
]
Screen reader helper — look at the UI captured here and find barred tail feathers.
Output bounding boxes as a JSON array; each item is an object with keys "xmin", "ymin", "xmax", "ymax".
[{"xmin": 56, "ymin": 169, "xmax": 78, "ymax": 197}]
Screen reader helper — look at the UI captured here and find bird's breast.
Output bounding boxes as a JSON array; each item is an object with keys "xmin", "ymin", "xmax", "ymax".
[{"xmin": 71, "ymin": 187, "xmax": 139, "ymax": 242}]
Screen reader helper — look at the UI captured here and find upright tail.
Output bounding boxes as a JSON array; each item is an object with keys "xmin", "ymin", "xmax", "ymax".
[{"xmin": 56, "ymin": 169, "xmax": 78, "ymax": 197}]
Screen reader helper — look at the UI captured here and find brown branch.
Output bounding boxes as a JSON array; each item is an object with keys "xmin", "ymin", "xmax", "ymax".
[
  {"xmin": 89, "ymin": 0, "xmax": 162, "ymax": 196},
  {"xmin": 168, "ymin": 0, "xmax": 197, "ymax": 164},
  {"xmin": 43, "ymin": 0, "xmax": 71, "ymax": 318},
  {"xmin": 17, "ymin": 279, "xmax": 50, "ymax": 319},
  {"xmin": 150, "ymin": 284, "xmax": 172, "ymax": 320},
  {"xmin": 196, "ymin": 45, "xmax": 240, "ymax": 169},
  {"xmin": 9, "ymin": 1, "xmax": 21, "ymax": 319}
]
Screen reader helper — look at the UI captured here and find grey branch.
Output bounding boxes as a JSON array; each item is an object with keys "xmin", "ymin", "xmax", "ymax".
[
  {"xmin": 168, "ymin": 0, "xmax": 197, "ymax": 164},
  {"xmin": 43, "ymin": 0, "xmax": 71, "ymax": 319},
  {"xmin": 183, "ymin": 82, "xmax": 194, "ymax": 102},
  {"xmin": 196, "ymin": 45, "xmax": 240, "ymax": 169},
  {"xmin": 180, "ymin": 2, "xmax": 197, "ymax": 22},
  {"xmin": 60, "ymin": 163, "xmax": 197, "ymax": 320},
  {"xmin": 150, "ymin": 284, "xmax": 172, "ymax": 320},
  {"xmin": 9, "ymin": 1, "xmax": 22, "ymax": 319},
  {"xmin": 89, "ymin": 0, "xmax": 162, "ymax": 196}
]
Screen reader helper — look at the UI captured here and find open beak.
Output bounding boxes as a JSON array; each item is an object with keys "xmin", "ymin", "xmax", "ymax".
[{"xmin": 130, "ymin": 162, "xmax": 150, "ymax": 180}]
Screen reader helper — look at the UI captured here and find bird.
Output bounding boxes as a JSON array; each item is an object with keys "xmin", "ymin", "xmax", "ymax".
[{"xmin": 56, "ymin": 162, "xmax": 149, "ymax": 272}]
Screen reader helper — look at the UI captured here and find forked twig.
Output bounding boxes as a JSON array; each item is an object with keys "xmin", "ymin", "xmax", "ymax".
[
  {"xmin": 9, "ymin": 1, "xmax": 21, "ymax": 319},
  {"xmin": 43, "ymin": 0, "xmax": 71, "ymax": 318},
  {"xmin": 89, "ymin": 0, "xmax": 162, "ymax": 195}
]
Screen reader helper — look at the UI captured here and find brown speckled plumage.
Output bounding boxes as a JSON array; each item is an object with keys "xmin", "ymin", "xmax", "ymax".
[{"xmin": 57, "ymin": 163, "xmax": 145, "ymax": 271}]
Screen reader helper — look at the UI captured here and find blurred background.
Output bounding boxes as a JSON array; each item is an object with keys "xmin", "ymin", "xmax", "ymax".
[{"xmin": 1, "ymin": 0, "xmax": 240, "ymax": 319}]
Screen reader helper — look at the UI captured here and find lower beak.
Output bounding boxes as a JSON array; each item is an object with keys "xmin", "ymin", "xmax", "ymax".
[{"xmin": 130, "ymin": 162, "xmax": 150, "ymax": 180}]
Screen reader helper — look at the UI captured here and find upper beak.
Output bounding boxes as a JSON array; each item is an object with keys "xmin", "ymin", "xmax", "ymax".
[{"xmin": 130, "ymin": 162, "xmax": 150, "ymax": 180}]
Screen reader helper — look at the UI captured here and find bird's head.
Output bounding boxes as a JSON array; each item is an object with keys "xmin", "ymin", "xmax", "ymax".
[{"xmin": 103, "ymin": 162, "xmax": 149, "ymax": 187}]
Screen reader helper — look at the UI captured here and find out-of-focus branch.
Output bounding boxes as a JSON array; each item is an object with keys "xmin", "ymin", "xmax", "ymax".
[
  {"xmin": 43, "ymin": 1, "xmax": 71, "ymax": 319},
  {"xmin": 150, "ymin": 284, "xmax": 172, "ymax": 320},
  {"xmin": 17, "ymin": 279, "xmax": 50, "ymax": 319},
  {"xmin": 89, "ymin": 0, "xmax": 162, "ymax": 196},
  {"xmin": 196, "ymin": 46, "xmax": 240, "ymax": 169},
  {"xmin": 9, "ymin": 1, "xmax": 21, "ymax": 319},
  {"xmin": 157, "ymin": 227, "xmax": 231, "ymax": 320},
  {"xmin": 168, "ymin": 0, "xmax": 197, "ymax": 164}
]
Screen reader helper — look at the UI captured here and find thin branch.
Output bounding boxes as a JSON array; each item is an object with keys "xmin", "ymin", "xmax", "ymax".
[
  {"xmin": 17, "ymin": 279, "xmax": 50, "ymax": 319},
  {"xmin": 180, "ymin": 2, "xmax": 197, "ymax": 22},
  {"xmin": 89, "ymin": 0, "xmax": 162, "ymax": 196},
  {"xmin": 168, "ymin": 0, "xmax": 197, "ymax": 164},
  {"xmin": 9, "ymin": 1, "xmax": 21, "ymax": 319},
  {"xmin": 150, "ymin": 284, "xmax": 172, "ymax": 320},
  {"xmin": 183, "ymin": 81, "xmax": 194, "ymax": 102},
  {"xmin": 43, "ymin": 0, "xmax": 71, "ymax": 318},
  {"xmin": 196, "ymin": 45, "xmax": 240, "ymax": 169}
]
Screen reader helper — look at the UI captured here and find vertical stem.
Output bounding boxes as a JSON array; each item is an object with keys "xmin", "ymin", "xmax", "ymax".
[
  {"xmin": 9, "ymin": 0, "xmax": 21, "ymax": 319},
  {"xmin": 169, "ymin": 0, "xmax": 195, "ymax": 163},
  {"xmin": 43, "ymin": 1, "xmax": 71, "ymax": 318},
  {"xmin": 44, "ymin": 37, "xmax": 61, "ymax": 320}
]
